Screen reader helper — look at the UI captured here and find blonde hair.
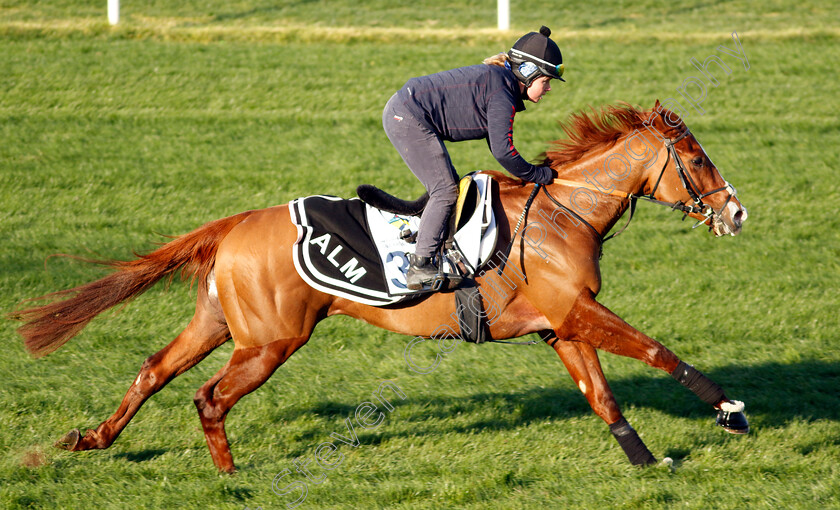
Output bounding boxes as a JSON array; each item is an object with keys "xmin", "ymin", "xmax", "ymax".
[{"xmin": 483, "ymin": 53, "xmax": 510, "ymax": 67}]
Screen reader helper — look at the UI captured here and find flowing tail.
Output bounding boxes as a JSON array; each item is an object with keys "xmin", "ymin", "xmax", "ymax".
[{"xmin": 10, "ymin": 211, "xmax": 255, "ymax": 358}]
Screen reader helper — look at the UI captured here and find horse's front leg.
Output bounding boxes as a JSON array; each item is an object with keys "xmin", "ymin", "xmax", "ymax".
[
  {"xmin": 547, "ymin": 334, "xmax": 657, "ymax": 465},
  {"xmin": 554, "ymin": 289, "xmax": 749, "ymax": 433}
]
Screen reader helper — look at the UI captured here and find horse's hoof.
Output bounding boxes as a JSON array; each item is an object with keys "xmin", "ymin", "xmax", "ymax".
[
  {"xmin": 715, "ymin": 401, "xmax": 750, "ymax": 434},
  {"xmin": 55, "ymin": 429, "xmax": 81, "ymax": 450}
]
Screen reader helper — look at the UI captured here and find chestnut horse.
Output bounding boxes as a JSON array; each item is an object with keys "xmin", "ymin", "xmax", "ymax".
[{"xmin": 12, "ymin": 101, "xmax": 749, "ymax": 472}]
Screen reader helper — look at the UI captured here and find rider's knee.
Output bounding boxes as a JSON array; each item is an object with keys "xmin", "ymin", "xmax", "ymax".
[{"xmin": 434, "ymin": 183, "xmax": 459, "ymax": 206}]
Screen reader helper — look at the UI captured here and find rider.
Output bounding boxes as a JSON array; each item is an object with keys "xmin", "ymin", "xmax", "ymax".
[{"xmin": 383, "ymin": 26, "xmax": 564, "ymax": 290}]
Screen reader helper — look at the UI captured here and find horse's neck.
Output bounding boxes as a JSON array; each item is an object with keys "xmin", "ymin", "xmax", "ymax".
[{"xmin": 549, "ymin": 139, "xmax": 654, "ymax": 237}]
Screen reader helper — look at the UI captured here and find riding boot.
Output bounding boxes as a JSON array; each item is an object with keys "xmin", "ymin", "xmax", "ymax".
[{"xmin": 406, "ymin": 254, "xmax": 438, "ymax": 290}]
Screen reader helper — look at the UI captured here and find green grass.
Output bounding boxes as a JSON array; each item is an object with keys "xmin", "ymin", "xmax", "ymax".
[
  {"xmin": 2, "ymin": 0, "xmax": 837, "ymax": 37},
  {"xmin": 1, "ymin": 2, "xmax": 839, "ymax": 509}
]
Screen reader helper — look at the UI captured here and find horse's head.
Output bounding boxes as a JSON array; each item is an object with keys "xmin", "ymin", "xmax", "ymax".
[{"xmin": 643, "ymin": 100, "xmax": 747, "ymax": 236}]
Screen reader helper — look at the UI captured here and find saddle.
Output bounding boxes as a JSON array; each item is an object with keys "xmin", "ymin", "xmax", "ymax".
[
  {"xmin": 288, "ymin": 173, "xmax": 498, "ymax": 306},
  {"xmin": 359, "ymin": 172, "xmax": 498, "ymax": 279}
]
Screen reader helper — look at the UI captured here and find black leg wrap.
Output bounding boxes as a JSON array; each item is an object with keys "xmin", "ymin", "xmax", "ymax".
[
  {"xmin": 670, "ymin": 361, "xmax": 725, "ymax": 406},
  {"xmin": 609, "ymin": 418, "xmax": 657, "ymax": 466}
]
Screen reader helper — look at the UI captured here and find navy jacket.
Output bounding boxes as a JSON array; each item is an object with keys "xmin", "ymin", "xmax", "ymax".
[{"xmin": 395, "ymin": 64, "xmax": 551, "ymax": 183}]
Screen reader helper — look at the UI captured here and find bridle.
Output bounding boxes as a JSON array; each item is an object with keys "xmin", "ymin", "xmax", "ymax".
[
  {"xmin": 543, "ymin": 128, "xmax": 739, "ymax": 241},
  {"xmin": 645, "ymin": 128, "xmax": 738, "ymax": 228}
]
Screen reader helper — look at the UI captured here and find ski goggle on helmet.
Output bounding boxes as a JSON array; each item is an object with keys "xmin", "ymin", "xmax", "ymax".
[{"xmin": 508, "ymin": 26, "xmax": 565, "ymax": 87}]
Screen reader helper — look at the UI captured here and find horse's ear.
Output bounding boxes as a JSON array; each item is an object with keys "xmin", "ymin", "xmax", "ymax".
[
  {"xmin": 649, "ymin": 99, "xmax": 684, "ymax": 133},
  {"xmin": 648, "ymin": 99, "xmax": 667, "ymax": 132}
]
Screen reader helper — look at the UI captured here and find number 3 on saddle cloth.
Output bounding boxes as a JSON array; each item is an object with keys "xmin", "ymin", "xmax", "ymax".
[{"xmin": 288, "ymin": 173, "xmax": 498, "ymax": 307}]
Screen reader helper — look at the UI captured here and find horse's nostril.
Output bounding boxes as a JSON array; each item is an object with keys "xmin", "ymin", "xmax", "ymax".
[{"xmin": 733, "ymin": 209, "xmax": 744, "ymax": 228}]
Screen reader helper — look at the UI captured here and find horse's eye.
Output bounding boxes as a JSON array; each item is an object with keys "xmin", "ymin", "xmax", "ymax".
[{"xmin": 691, "ymin": 157, "xmax": 704, "ymax": 166}]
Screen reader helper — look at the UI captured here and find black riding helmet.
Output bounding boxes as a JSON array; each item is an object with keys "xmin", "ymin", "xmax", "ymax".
[{"xmin": 508, "ymin": 26, "xmax": 565, "ymax": 87}]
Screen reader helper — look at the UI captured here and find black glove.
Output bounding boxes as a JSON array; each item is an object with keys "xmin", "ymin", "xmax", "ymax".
[{"xmin": 534, "ymin": 166, "xmax": 554, "ymax": 185}]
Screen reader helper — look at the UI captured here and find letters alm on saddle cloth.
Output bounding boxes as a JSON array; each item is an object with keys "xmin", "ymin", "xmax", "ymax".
[{"xmin": 288, "ymin": 173, "xmax": 498, "ymax": 307}]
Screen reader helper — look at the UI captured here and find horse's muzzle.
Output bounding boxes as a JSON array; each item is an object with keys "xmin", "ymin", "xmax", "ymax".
[{"xmin": 713, "ymin": 201, "xmax": 748, "ymax": 237}]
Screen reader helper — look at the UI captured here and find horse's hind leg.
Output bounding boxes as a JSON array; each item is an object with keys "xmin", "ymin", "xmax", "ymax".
[
  {"xmin": 56, "ymin": 294, "xmax": 230, "ymax": 452},
  {"xmin": 193, "ymin": 335, "xmax": 310, "ymax": 473},
  {"xmin": 547, "ymin": 334, "xmax": 657, "ymax": 465},
  {"xmin": 556, "ymin": 289, "xmax": 748, "ymax": 432}
]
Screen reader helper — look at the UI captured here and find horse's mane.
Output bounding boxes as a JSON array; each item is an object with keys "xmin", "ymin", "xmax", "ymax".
[
  {"xmin": 484, "ymin": 102, "xmax": 648, "ymax": 188},
  {"xmin": 540, "ymin": 103, "xmax": 666, "ymax": 168},
  {"xmin": 487, "ymin": 102, "xmax": 682, "ymax": 185}
]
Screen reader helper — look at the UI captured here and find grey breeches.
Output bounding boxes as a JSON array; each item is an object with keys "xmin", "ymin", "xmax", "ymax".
[{"xmin": 383, "ymin": 94, "xmax": 458, "ymax": 258}]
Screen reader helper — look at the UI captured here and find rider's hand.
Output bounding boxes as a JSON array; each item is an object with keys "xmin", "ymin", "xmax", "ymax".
[{"xmin": 534, "ymin": 166, "xmax": 554, "ymax": 185}]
